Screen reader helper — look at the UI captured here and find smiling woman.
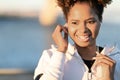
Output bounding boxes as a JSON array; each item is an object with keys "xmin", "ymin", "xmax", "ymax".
[{"xmin": 34, "ymin": 0, "xmax": 120, "ymax": 80}]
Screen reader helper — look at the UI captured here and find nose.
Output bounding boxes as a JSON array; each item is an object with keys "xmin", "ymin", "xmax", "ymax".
[{"xmin": 77, "ymin": 22, "xmax": 88, "ymax": 33}]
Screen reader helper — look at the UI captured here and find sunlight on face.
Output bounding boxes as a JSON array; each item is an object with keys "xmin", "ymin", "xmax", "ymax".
[{"xmin": 67, "ymin": 2, "xmax": 100, "ymax": 47}]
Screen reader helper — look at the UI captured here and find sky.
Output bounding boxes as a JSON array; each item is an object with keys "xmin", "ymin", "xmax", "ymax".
[
  {"xmin": 0, "ymin": 0, "xmax": 44, "ymax": 11},
  {"xmin": 0, "ymin": 0, "xmax": 119, "ymax": 11},
  {"xmin": 0, "ymin": 0, "xmax": 119, "ymax": 24},
  {"xmin": 103, "ymin": 0, "xmax": 120, "ymax": 24}
]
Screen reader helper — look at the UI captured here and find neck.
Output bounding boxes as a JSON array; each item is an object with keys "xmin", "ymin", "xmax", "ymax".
[{"xmin": 76, "ymin": 44, "xmax": 97, "ymax": 60}]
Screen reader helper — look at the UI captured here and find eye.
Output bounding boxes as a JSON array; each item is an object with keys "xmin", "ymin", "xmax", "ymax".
[
  {"xmin": 87, "ymin": 20, "xmax": 96, "ymax": 24},
  {"xmin": 71, "ymin": 21, "xmax": 78, "ymax": 25}
]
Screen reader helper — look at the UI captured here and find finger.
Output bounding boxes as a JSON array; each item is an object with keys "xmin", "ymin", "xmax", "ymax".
[
  {"xmin": 53, "ymin": 25, "xmax": 65, "ymax": 37},
  {"xmin": 64, "ymin": 30, "xmax": 68, "ymax": 41},
  {"xmin": 92, "ymin": 55, "xmax": 116, "ymax": 72},
  {"xmin": 97, "ymin": 58, "xmax": 115, "ymax": 67},
  {"xmin": 96, "ymin": 51, "xmax": 100, "ymax": 55},
  {"xmin": 93, "ymin": 58, "xmax": 115, "ymax": 68},
  {"xmin": 55, "ymin": 24, "xmax": 68, "ymax": 35},
  {"xmin": 62, "ymin": 26, "xmax": 68, "ymax": 34},
  {"xmin": 61, "ymin": 24, "xmax": 68, "ymax": 40},
  {"xmin": 95, "ymin": 53, "xmax": 112, "ymax": 61},
  {"xmin": 52, "ymin": 25, "xmax": 63, "ymax": 44},
  {"xmin": 91, "ymin": 61, "xmax": 110, "ymax": 74},
  {"xmin": 93, "ymin": 54, "xmax": 115, "ymax": 64},
  {"xmin": 64, "ymin": 23, "xmax": 68, "ymax": 28},
  {"xmin": 92, "ymin": 57, "xmax": 115, "ymax": 70},
  {"xmin": 55, "ymin": 24, "xmax": 63, "ymax": 32}
]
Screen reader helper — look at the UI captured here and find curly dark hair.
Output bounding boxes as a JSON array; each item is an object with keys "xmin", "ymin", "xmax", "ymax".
[{"xmin": 57, "ymin": 0, "xmax": 112, "ymax": 22}]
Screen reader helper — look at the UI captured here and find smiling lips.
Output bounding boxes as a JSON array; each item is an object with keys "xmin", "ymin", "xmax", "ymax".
[{"xmin": 77, "ymin": 35, "xmax": 90, "ymax": 42}]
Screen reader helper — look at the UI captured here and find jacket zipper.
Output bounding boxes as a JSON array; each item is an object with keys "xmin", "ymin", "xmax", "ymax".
[
  {"xmin": 73, "ymin": 52, "xmax": 93, "ymax": 80},
  {"xmin": 88, "ymin": 72, "xmax": 92, "ymax": 80}
]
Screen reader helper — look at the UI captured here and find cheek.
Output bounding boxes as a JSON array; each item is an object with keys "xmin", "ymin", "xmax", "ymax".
[
  {"xmin": 91, "ymin": 25, "xmax": 100, "ymax": 38},
  {"xmin": 68, "ymin": 27, "xmax": 73, "ymax": 36},
  {"xmin": 68, "ymin": 26, "xmax": 75, "ymax": 38}
]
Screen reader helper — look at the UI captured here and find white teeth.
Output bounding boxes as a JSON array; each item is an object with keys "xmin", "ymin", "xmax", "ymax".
[
  {"xmin": 78, "ymin": 35, "xmax": 89, "ymax": 41},
  {"xmin": 80, "ymin": 36, "xmax": 88, "ymax": 39}
]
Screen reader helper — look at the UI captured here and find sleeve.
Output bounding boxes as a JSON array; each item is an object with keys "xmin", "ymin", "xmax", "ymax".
[
  {"xmin": 112, "ymin": 52, "xmax": 120, "ymax": 80},
  {"xmin": 34, "ymin": 49, "xmax": 66, "ymax": 80},
  {"xmin": 108, "ymin": 46, "xmax": 120, "ymax": 80}
]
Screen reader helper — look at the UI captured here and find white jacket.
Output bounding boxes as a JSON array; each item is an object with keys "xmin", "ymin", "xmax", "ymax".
[{"xmin": 34, "ymin": 43, "xmax": 120, "ymax": 80}]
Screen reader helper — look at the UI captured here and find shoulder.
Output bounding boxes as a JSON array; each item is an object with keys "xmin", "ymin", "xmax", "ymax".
[
  {"xmin": 40, "ymin": 44, "xmax": 65, "ymax": 60},
  {"xmin": 41, "ymin": 44, "xmax": 59, "ymax": 57},
  {"xmin": 108, "ymin": 45, "xmax": 120, "ymax": 60},
  {"xmin": 108, "ymin": 45, "xmax": 120, "ymax": 71},
  {"xmin": 104, "ymin": 45, "xmax": 120, "ymax": 79},
  {"xmin": 102, "ymin": 44, "xmax": 120, "ymax": 64},
  {"xmin": 42, "ymin": 49, "xmax": 53, "ymax": 58}
]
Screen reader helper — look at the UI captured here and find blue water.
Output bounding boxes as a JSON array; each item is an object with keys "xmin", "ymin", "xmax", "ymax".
[{"xmin": 0, "ymin": 17, "xmax": 120, "ymax": 71}]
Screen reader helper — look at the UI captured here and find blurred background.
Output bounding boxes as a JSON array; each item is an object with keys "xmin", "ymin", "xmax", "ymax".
[{"xmin": 0, "ymin": 0, "xmax": 120, "ymax": 80}]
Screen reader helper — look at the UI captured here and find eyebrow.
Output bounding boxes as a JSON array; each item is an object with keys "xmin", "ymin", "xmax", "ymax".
[
  {"xmin": 85, "ymin": 17, "xmax": 96, "ymax": 21},
  {"xmin": 70, "ymin": 17, "xmax": 96, "ymax": 21}
]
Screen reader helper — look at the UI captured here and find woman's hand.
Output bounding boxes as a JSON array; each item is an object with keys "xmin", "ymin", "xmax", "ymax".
[
  {"xmin": 52, "ymin": 24, "xmax": 68, "ymax": 53},
  {"xmin": 92, "ymin": 52, "xmax": 116, "ymax": 80}
]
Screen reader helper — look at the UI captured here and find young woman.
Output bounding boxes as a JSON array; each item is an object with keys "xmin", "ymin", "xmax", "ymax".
[{"xmin": 34, "ymin": 0, "xmax": 120, "ymax": 80}]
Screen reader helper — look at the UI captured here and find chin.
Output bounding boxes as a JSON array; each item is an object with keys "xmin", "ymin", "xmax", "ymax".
[{"xmin": 75, "ymin": 41, "xmax": 93, "ymax": 48}]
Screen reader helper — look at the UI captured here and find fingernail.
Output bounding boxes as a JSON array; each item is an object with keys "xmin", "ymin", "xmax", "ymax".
[
  {"xmin": 96, "ymin": 51, "xmax": 100, "ymax": 55},
  {"xmin": 92, "ymin": 57, "xmax": 96, "ymax": 60},
  {"xmin": 64, "ymin": 23, "xmax": 68, "ymax": 27}
]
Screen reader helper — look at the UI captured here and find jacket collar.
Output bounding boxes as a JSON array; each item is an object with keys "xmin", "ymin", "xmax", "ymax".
[
  {"xmin": 101, "ymin": 44, "xmax": 120, "ymax": 56},
  {"xmin": 51, "ymin": 43, "xmax": 120, "ymax": 56}
]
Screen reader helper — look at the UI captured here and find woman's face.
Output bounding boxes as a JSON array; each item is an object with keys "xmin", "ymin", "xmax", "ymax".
[{"xmin": 67, "ymin": 2, "xmax": 101, "ymax": 47}]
